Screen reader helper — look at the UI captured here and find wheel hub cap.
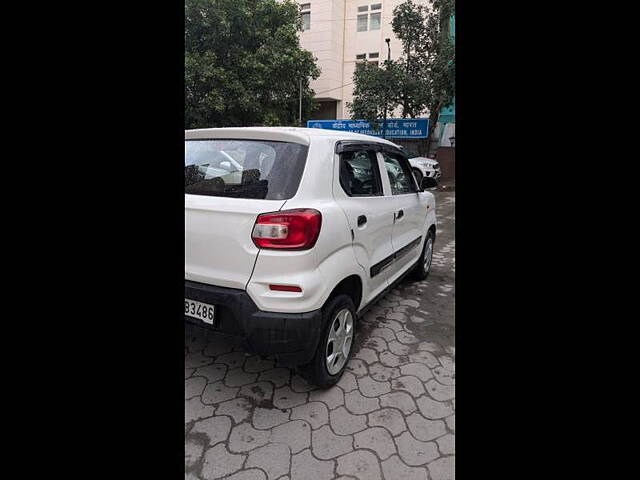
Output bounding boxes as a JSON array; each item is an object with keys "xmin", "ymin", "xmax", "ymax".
[
  {"xmin": 424, "ymin": 238, "xmax": 433, "ymax": 272},
  {"xmin": 325, "ymin": 309, "xmax": 353, "ymax": 375}
]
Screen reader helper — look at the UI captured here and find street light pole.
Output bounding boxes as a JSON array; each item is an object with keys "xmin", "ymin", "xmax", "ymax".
[
  {"xmin": 383, "ymin": 38, "xmax": 391, "ymax": 139},
  {"xmin": 299, "ymin": 78, "xmax": 303, "ymax": 127}
]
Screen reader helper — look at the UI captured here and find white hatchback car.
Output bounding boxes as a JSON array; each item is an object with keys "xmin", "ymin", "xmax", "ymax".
[
  {"xmin": 409, "ymin": 156, "xmax": 442, "ymax": 184},
  {"xmin": 185, "ymin": 127, "xmax": 437, "ymax": 387}
]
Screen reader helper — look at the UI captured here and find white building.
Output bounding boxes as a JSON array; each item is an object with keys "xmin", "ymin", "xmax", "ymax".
[{"xmin": 297, "ymin": 0, "xmax": 430, "ymax": 120}]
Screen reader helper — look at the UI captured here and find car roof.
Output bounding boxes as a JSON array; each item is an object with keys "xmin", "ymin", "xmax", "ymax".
[{"xmin": 185, "ymin": 126, "xmax": 401, "ymax": 149}]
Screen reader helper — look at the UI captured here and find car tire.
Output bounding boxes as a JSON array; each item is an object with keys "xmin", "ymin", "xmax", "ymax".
[
  {"xmin": 300, "ymin": 294, "xmax": 356, "ymax": 388},
  {"xmin": 413, "ymin": 230, "xmax": 435, "ymax": 281},
  {"xmin": 413, "ymin": 168, "xmax": 423, "ymax": 185}
]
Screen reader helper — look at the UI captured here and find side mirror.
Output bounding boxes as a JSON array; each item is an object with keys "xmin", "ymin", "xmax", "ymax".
[{"xmin": 420, "ymin": 177, "xmax": 438, "ymax": 190}]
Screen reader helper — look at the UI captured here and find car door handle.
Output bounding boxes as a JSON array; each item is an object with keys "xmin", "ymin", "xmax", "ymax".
[
  {"xmin": 396, "ymin": 209, "xmax": 404, "ymax": 220},
  {"xmin": 357, "ymin": 215, "xmax": 367, "ymax": 227}
]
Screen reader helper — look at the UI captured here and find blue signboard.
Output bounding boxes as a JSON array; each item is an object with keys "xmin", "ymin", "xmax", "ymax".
[{"xmin": 307, "ymin": 118, "xmax": 429, "ymax": 139}]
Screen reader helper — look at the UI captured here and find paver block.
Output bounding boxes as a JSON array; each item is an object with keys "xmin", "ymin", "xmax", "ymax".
[
  {"xmin": 273, "ymin": 386, "xmax": 308, "ymax": 409},
  {"xmin": 381, "ymin": 455, "xmax": 429, "ymax": 480},
  {"xmin": 185, "ymin": 376, "xmax": 207, "ymax": 399},
  {"xmin": 258, "ymin": 368, "xmax": 291, "ymax": 388},
  {"xmin": 202, "ymin": 381, "xmax": 240, "ymax": 405},
  {"xmin": 311, "ymin": 425, "xmax": 354, "ymax": 459},
  {"xmin": 215, "ymin": 397, "xmax": 254, "ymax": 424},
  {"xmin": 308, "ymin": 385, "xmax": 345, "ymax": 410},
  {"xmin": 416, "ymin": 396, "xmax": 454, "ymax": 419},
  {"xmin": 252, "ymin": 407, "xmax": 290, "ymax": 430},
  {"xmin": 244, "ymin": 356, "xmax": 276, "ymax": 373},
  {"xmin": 228, "ymin": 422, "xmax": 270, "ymax": 453},
  {"xmin": 330, "ymin": 406, "xmax": 367, "ymax": 435},
  {"xmin": 225, "ymin": 469, "xmax": 267, "ymax": 480},
  {"xmin": 406, "ymin": 412, "xmax": 447, "ymax": 442},
  {"xmin": 395, "ymin": 431, "xmax": 440, "ymax": 466},
  {"xmin": 194, "ymin": 363, "xmax": 228, "ymax": 383},
  {"xmin": 214, "ymin": 352, "xmax": 248, "ymax": 369},
  {"xmin": 201, "ymin": 443, "xmax": 246, "ymax": 479},
  {"xmin": 380, "ymin": 391, "xmax": 417, "ymax": 415},
  {"xmin": 445, "ymin": 414, "xmax": 455, "ymax": 432},
  {"xmin": 391, "ymin": 376, "xmax": 427, "ymax": 398},
  {"xmin": 271, "ymin": 420, "xmax": 311, "ymax": 454},
  {"xmin": 185, "ymin": 438, "xmax": 204, "ymax": 469},
  {"xmin": 238, "ymin": 382, "xmax": 275, "ymax": 405},
  {"xmin": 336, "ymin": 372, "xmax": 358, "ymax": 392},
  {"xmin": 358, "ymin": 375, "xmax": 391, "ymax": 397},
  {"xmin": 400, "ymin": 363, "xmax": 434, "ymax": 382},
  {"xmin": 190, "ymin": 415, "xmax": 232, "ymax": 446},
  {"xmin": 291, "ymin": 449, "xmax": 335, "ymax": 480},
  {"xmin": 353, "ymin": 347, "xmax": 379, "ymax": 365},
  {"xmin": 353, "ymin": 427, "xmax": 396, "ymax": 460},
  {"xmin": 246, "ymin": 443, "xmax": 291, "ymax": 480},
  {"xmin": 436, "ymin": 433, "xmax": 455, "ymax": 455},
  {"xmin": 291, "ymin": 402, "xmax": 329, "ymax": 430},
  {"xmin": 185, "ymin": 397, "xmax": 215, "ymax": 423},
  {"xmin": 368, "ymin": 408, "xmax": 408, "ymax": 436},
  {"xmin": 336, "ymin": 450, "xmax": 382, "ymax": 480},
  {"xmin": 225, "ymin": 368, "xmax": 259, "ymax": 388},
  {"xmin": 428, "ymin": 456, "xmax": 455, "ymax": 480},
  {"xmin": 425, "ymin": 379, "xmax": 455, "ymax": 402},
  {"xmin": 345, "ymin": 390, "xmax": 380, "ymax": 415},
  {"xmin": 346, "ymin": 358, "xmax": 369, "ymax": 377}
]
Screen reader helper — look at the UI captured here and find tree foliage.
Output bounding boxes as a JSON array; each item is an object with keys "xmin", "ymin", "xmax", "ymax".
[
  {"xmin": 185, "ymin": 0, "xmax": 320, "ymax": 129},
  {"xmin": 348, "ymin": 0, "xmax": 455, "ymax": 146},
  {"xmin": 348, "ymin": 61, "xmax": 403, "ymax": 132}
]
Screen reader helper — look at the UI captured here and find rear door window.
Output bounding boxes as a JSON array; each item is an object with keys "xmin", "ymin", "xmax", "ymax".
[
  {"xmin": 185, "ymin": 139, "xmax": 308, "ymax": 200},
  {"xmin": 339, "ymin": 150, "xmax": 383, "ymax": 197},
  {"xmin": 383, "ymin": 152, "xmax": 418, "ymax": 195}
]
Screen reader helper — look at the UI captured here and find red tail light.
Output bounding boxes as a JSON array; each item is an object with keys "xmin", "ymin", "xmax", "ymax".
[
  {"xmin": 252, "ymin": 209, "xmax": 322, "ymax": 250},
  {"xmin": 269, "ymin": 284, "xmax": 303, "ymax": 292}
]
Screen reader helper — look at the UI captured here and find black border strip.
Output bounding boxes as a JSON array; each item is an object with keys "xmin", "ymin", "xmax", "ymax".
[{"xmin": 370, "ymin": 235, "xmax": 422, "ymax": 278}]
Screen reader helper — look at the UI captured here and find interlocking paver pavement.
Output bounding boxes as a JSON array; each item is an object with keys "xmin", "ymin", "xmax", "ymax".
[{"xmin": 185, "ymin": 190, "xmax": 455, "ymax": 479}]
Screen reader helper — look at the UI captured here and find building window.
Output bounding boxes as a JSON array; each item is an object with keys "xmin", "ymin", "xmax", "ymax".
[
  {"xmin": 357, "ymin": 3, "xmax": 382, "ymax": 33},
  {"xmin": 370, "ymin": 3, "xmax": 382, "ymax": 30},
  {"xmin": 301, "ymin": 3, "xmax": 311, "ymax": 31},
  {"xmin": 357, "ymin": 13, "xmax": 368, "ymax": 32},
  {"xmin": 370, "ymin": 12, "xmax": 381, "ymax": 30},
  {"xmin": 356, "ymin": 53, "xmax": 379, "ymax": 66}
]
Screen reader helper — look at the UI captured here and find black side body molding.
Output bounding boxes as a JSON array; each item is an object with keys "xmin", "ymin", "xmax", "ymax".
[{"xmin": 370, "ymin": 236, "xmax": 422, "ymax": 278}]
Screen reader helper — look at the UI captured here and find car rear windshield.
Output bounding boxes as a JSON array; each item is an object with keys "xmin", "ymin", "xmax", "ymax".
[{"xmin": 185, "ymin": 139, "xmax": 308, "ymax": 200}]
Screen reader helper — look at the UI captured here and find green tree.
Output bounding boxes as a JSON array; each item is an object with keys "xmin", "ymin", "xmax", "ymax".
[
  {"xmin": 414, "ymin": 0, "xmax": 455, "ymax": 151},
  {"xmin": 392, "ymin": 0, "xmax": 431, "ymax": 119},
  {"xmin": 185, "ymin": 0, "xmax": 320, "ymax": 129},
  {"xmin": 348, "ymin": 60, "xmax": 403, "ymax": 133},
  {"xmin": 348, "ymin": 0, "xmax": 454, "ymax": 151}
]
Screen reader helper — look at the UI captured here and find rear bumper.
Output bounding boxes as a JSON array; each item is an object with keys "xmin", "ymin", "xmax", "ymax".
[{"xmin": 185, "ymin": 280, "xmax": 322, "ymax": 366}]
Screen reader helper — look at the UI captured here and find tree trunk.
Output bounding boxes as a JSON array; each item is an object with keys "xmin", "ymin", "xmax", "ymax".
[{"xmin": 426, "ymin": 102, "xmax": 443, "ymax": 157}]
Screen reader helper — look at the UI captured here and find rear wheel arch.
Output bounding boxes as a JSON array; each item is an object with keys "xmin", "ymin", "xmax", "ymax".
[
  {"xmin": 428, "ymin": 223, "xmax": 436, "ymax": 241},
  {"xmin": 326, "ymin": 274, "xmax": 363, "ymax": 312}
]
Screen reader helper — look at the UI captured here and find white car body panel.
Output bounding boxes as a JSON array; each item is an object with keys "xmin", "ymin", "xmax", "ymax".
[
  {"xmin": 185, "ymin": 127, "xmax": 436, "ymax": 314},
  {"xmin": 185, "ymin": 195, "xmax": 286, "ymax": 289}
]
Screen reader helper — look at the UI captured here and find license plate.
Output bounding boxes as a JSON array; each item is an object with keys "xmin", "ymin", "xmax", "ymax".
[{"xmin": 185, "ymin": 298, "xmax": 215, "ymax": 325}]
